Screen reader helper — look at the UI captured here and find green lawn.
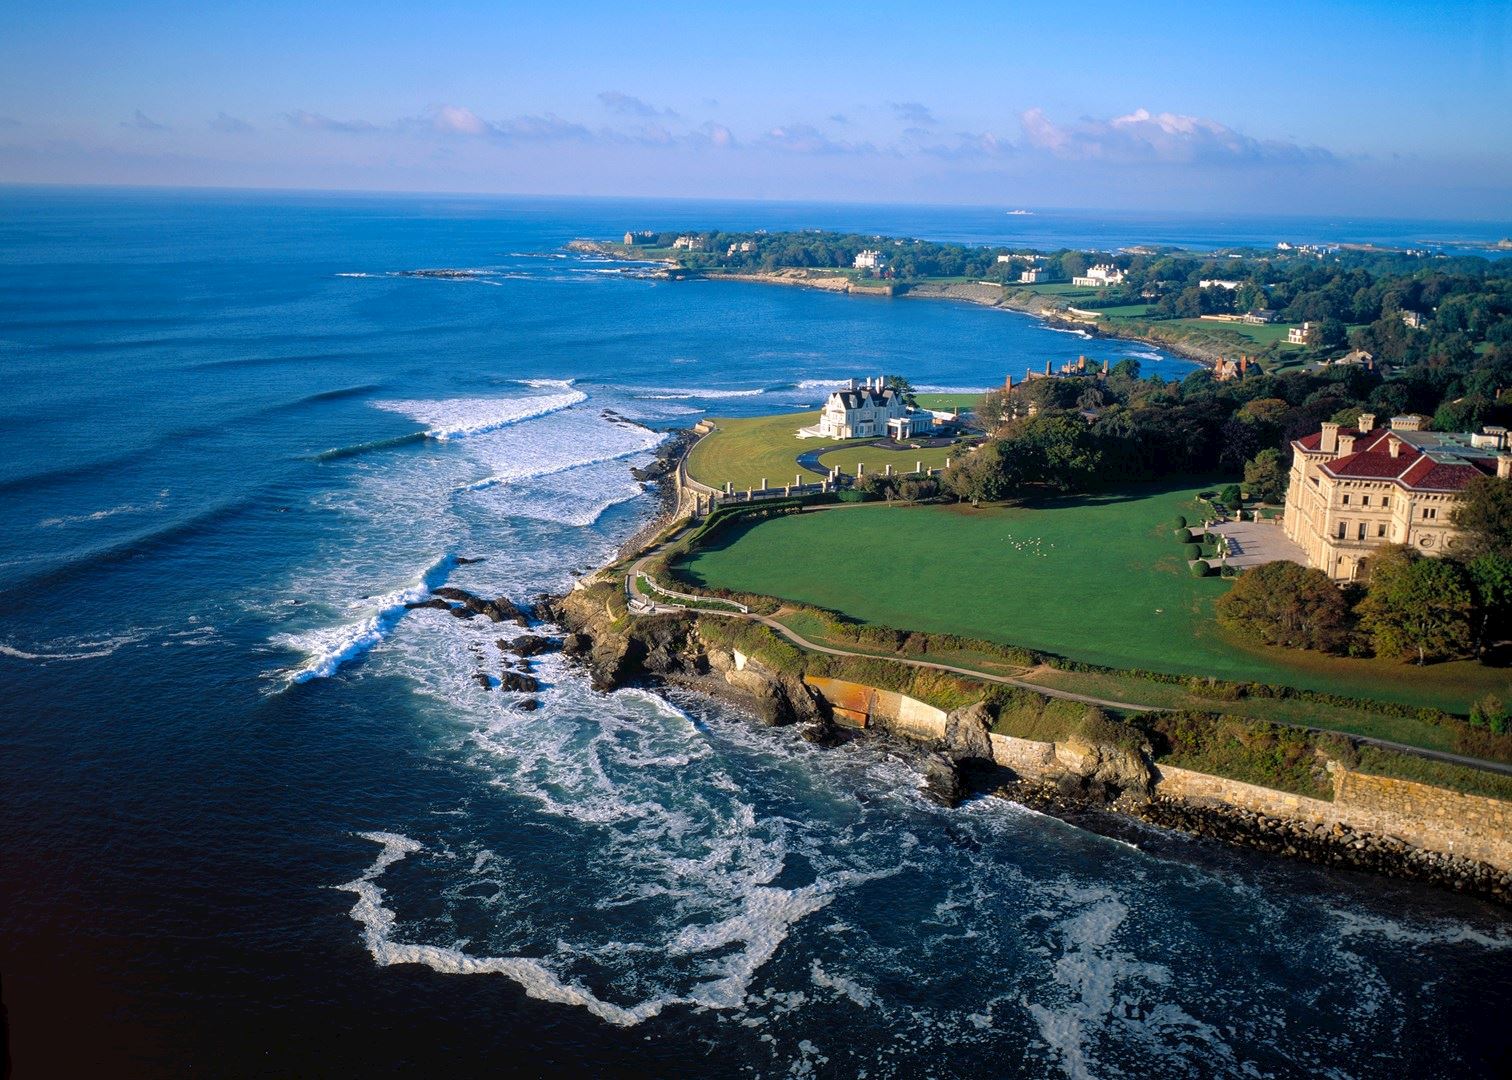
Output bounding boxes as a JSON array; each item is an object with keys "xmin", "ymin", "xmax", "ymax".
[
  {"xmin": 1098, "ymin": 303, "xmax": 1158, "ymax": 318},
  {"xmin": 687, "ymin": 406, "xmax": 979, "ymax": 491},
  {"xmin": 1164, "ymin": 318, "xmax": 1302, "ymax": 348},
  {"xmin": 914, "ymin": 392, "xmax": 984, "ymax": 410},
  {"xmin": 679, "ymin": 482, "xmax": 1512, "ymax": 714},
  {"xmin": 686, "ymin": 411, "xmax": 850, "ymax": 490},
  {"xmin": 818, "ymin": 443, "xmax": 961, "ymax": 477}
]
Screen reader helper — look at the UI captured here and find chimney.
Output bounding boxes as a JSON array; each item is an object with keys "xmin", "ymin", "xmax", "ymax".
[
  {"xmin": 1004, "ymin": 374, "xmax": 1013, "ymax": 391},
  {"xmin": 1388, "ymin": 438, "xmax": 1401, "ymax": 458},
  {"xmin": 1390, "ymin": 414, "xmax": 1423, "ymax": 432},
  {"xmin": 1337, "ymin": 433, "xmax": 1356, "ymax": 457},
  {"xmin": 1358, "ymin": 412, "xmax": 1375, "ymax": 433},
  {"xmin": 1320, "ymin": 421, "xmax": 1339, "ymax": 454},
  {"xmin": 1044, "ymin": 360, "xmax": 1052, "ymax": 376},
  {"xmin": 1500, "ymin": 455, "xmax": 1512, "ymax": 480}
]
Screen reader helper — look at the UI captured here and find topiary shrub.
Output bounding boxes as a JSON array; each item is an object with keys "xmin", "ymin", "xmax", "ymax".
[
  {"xmin": 1189, "ymin": 560, "xmax": 1212, "ymax": 577},
  {"xmin": 1173, "ymin": 514, "xmax": 1188, "ymax": 530},
  {"xmin": 1174, "ymin": 527, "xmax": 1192, "ymax": 542},
  {"xmin": 1183, "ymin": 542, "xmax": 1202, "ymax": 560}
]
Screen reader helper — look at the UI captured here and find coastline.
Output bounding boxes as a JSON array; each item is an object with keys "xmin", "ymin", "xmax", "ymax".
[{"xmin": 567, "ymin": 239, "xmax": 1228, "ymax": 369}]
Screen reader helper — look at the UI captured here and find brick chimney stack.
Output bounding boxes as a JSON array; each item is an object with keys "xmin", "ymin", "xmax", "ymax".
[
  {"xmin": 1358, "ymin": 412, "xmax": 1376, "ymax": 433},
  {"xmin": 1320, "ymin": 421, "xmax": 1340, "ymax": 454}
]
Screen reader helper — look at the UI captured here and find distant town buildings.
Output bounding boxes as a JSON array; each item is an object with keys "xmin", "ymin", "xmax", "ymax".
[
  {"xmin": 1283, "ymin": 414, "xmax": 1508, "ymax": 581},
  {"xmin": 1072, "ymin": 264, "xmax": 1125, "ymax": 288},
  {"xmin": 853, "ymin": 249, "xmax": 886, "ymax": 270}
]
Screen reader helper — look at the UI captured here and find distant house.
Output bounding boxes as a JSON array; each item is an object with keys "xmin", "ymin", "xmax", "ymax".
[
  {"xmin": 1199, "ymin": 279, "xmax": 1242, "ymax": 290},
  {"xmin": 1287, "ymin": 322, "xmax": 1312, "ymax": 345},
  {"xmin": 725, "ymin": 240, "xmax": 755, "ymax": 256},
  {"xmin": 623, "ymin": 231, "xmax": 635, "ymax": 245},
  {"xmin": 1336, "ymin": 349, "xmax": 1375, "ymax": 369},
  {"xmin": 672, "ymin": 235, "xmax": 704, "ymax": 251},
  {"xmin": 1019, "ymin": 267, "xmax": 1052, "ymax": 283},
  {"xmin": 995, "ymin": 254, "xmax": 1013, "ymax": 264},
  {"xmin": 1072, "ymin": 264, "xmax": 1125, "ymax": 287},
  {"xmin": 853, "ymin": 249, "xmax": 886, "ymax": 270},
  {"xmin": 1242, "ymin": 309, "xmax": 1278, "ymax": 324},
  {"xmin": 1214, "ymin": 355, "xmax": 1254, "ymax": 381},
  {"xmin": 800, "ymin": 377, "xmax": 933, "ymax": 440},
  {"xmin": 1400, "ymin": 310, "xmax": 1425, "ymax": 329}
]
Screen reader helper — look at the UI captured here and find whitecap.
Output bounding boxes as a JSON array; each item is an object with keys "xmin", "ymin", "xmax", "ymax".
[
  {"xmin": 372, "ymin": 391, "xmax": 587, "ymax": 440},
  {"xmin": 0, "ymin": 631, "xmax": 146, "ymax": 663},
  {"xmin": 272, "ymin": 553, "xmax": 455, "ymax": 684}
]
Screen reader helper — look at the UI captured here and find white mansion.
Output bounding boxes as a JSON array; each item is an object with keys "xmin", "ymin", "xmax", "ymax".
[{"xmin": 800, "ymin": 377, "xmax": 937, "ymax": 440}]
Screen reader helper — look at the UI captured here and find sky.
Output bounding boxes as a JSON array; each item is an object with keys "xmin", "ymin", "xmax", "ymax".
[{"xmin": 1, "ymin": 0, "xmax": 1509, "ymax": 218}]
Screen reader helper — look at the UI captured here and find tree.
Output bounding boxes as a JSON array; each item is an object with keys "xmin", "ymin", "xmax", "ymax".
[
  {"xmin": 1219, "ymin": 483, "xmax": 1243, "ymax": 510},
  {"xmin": 1467, "ymin": 552, "xmax": 1512, "ymax": 653},
  {"xmin": 1243, "ymin": 448, "xmax": 1287, "ymax": 503},
  {"xmin": 976, "ymin": 388, "xmax": 1011, "ymax": 432},
  {"xmin": 944, "ymin": 442, "xmax": 1017, "ymax": 505},
  {"xmin": 1216, "ymin": 561, "xmax": 1353, "ymax": 652},
  {"xmin": 1450, "ymin": 475, "xmax": 1512, "ymax": 559},
  {"xmin": 1356, "ymin": 547, "xmax": 1474, "ymax": 664},
  {"xmin": 885, "ymin": 374, "xmax": 918, "ymax": 408}
]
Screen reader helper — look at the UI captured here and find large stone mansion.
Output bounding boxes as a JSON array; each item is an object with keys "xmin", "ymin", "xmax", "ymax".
[
  {"xmin": 1283, "ymin": 413, "xmax": 1509, "ymax": 581},
  {"xmin": 800, "ymin": 377, "xmax": 936, "ymax": 440}
]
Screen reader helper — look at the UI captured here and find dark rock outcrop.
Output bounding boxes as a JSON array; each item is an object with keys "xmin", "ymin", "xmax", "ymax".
[
  {"xmin": 941, "ymin": 702, "xmax": 994, "ymax": 765},
  {"xmin": 473, "ymin": 672, "xmax": 491, "ymax": 690},
  {"xmin": 499, "ymin": 671, "xmax": 540, "ymax": 694},
  {"xmin": 921, "ymin": 753, "xmax": 964, "ymax": 807},
  {"xmin": 505, "ymin": 634, "xmax": 557, "ymax": 657},
  {"xmin": 430, "ymin": 587, "xmax": 530, "ymax": 626}
]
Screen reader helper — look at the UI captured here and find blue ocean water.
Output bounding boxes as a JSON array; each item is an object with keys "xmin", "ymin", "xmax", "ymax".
[{"xmin": 1, "ymin": 187, "xmax": 1508, "ymax": 1078}]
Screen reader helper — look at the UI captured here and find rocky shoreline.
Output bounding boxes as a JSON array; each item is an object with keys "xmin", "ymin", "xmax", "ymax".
[
  {"xmin": 565, "ymin": 240, "xmax": 1228, "ymax": 369},
  {"xmin": 537, "ymin": 587, "xmax": 1512, "ymax": 907}
]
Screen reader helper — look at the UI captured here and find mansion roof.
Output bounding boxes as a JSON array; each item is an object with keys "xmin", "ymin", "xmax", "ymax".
[
  {"xmin": 829, "ymin": 387, "xmax": 901, "ymax": 410},
  {"xmin": 1294, "ymin": 426, "xmax": 1497, "ymax": 493}
]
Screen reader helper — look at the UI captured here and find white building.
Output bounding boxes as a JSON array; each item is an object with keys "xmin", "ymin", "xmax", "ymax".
[
  {"xmin": 672, "ymin": 235, "xmax": 704, "ymax": 251},
  {"xmin": 1019, "ymin": 267, "xmax": 1052, "ymax": 283},
  {"xmin": 1401, "ymin": 310, "xmax": 1425, "ymax": 329},
  {"xmin": 996, "ymin": 254, "xmax": 1013, "ymax": 264},
  {"xmin": 1072, "ymin": 264, "xmax": 1125, "ymax": 287},
  {"xmin": 853, "ymin": 249, "xmax": 886, "ymax": 270},
  {"xmin": 1200, "ymin": 279, "xmax": 1242, "ymax": 290},
  {"xmin": 800, "ymin": 377, "xmax": 934, "ymax": 440},
  {"xmin": 1287, "ymin": 322, "xmax": 1312, "ymax": 345}
]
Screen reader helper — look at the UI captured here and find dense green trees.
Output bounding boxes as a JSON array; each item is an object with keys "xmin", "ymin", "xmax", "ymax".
[
  {"xmin": 1243, "ymin": 448, "xmax": 1287, "ymax": 503},
  {"xmin": 1356, "ymin": 547, "xmax": 1475, "ymax": 664},
  {"xmin": 1216, "ymin": 561, "xmax": 1353, "ymax": 652},
  {"xmin": 1451, "ymin": 475, "xmax": 1512, "ymax": 559}
]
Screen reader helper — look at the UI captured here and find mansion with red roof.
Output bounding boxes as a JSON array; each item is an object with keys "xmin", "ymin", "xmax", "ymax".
[{"xmin": 1283, "ymin": 412, "xmax": 1510, "ymax": 581}]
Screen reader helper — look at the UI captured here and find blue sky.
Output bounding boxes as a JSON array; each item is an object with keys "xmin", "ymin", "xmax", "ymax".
[{"xmin": 1, "ymin": 0, "xmax": 1508, "ymax": 217}]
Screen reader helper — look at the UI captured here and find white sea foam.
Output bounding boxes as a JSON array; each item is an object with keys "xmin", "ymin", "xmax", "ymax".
[
  {"xmin": 38, "ymin": 499, "xmax": 161, "ymax": 528},
  {"xmin": 629, "ymin": 386, "xmax": 766, "ymax": 400},
  {"xmin": 273, "ymin": 553, "xmax": 455, "ymax": 684},
  {"xmin": 373, "ymin": 391, "xmax": 587, "ymax": 440},
  {"xmin": 808, "ymin": 960, "xmax": 879, "ymax": 1009},
  {"xmin": 0, "ymin": 631, "xmax": 145, "ymax": 662},
  {"xmin": 519, "ymin": 377, "xmax": 576, "ymax": 388}
]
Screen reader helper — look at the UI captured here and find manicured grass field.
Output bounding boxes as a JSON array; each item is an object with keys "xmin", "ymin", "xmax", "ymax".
[
  {"xmin": 687, "ymin": 403, "xmax": 981, "ymax": 491},
  {"xmin": 1097, "ymin": 303, "xmax": 1158, "ymax": 318},
  {"xmin": 1164, "ymin": 318, "xmax": 1302, "ymax": 347},
  {"xmin": 686, "ymin": 411, "xmax": 849, "ymax": 490},
  {"xmin": 817, "ymin": 443, "xmax": 959, "ymax": 477},
  {"xmin": 679, "ymin": 483, "xmax": 1512, "ymax": 713}
]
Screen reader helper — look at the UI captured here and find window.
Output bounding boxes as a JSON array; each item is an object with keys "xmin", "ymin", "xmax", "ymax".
[
  {"xmin": 1381, "ymin": 496, "xmax": 1390, "ymax": 508},
  {"xmin": 1358, "ymin": 522, "xmax": 1367, "ymax": 540},
  {"xmin": 1361, "ymin": 495, "xmax": 1370, "ymax": 506},
  {"xmin": 1422, "ymin": 507, "xmax": 1437, "ymax": 520},
  {"xmin": 1378, "ymin": 523, "xmax": 1388, "ymax": 537},
  {"xmin": 1337, "ymin": 521, "xmax": 1348, "ymax": 539},
  {"xmin": 1342, "ymin": 494, "xmax": 1350, "ymax": 505}
]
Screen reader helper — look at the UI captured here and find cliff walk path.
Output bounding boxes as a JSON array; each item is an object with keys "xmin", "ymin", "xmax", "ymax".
[{"xmin": 621, "ymin": 514, "xmax": 1512, "ymax": 779}]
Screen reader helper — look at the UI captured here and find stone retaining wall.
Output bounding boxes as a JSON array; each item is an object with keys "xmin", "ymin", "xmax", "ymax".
[{"xmin": 800, "ymin": 675, "xmax": 1512, "ymax": 872}]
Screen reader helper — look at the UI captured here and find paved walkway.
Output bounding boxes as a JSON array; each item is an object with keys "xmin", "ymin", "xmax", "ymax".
[{"xmin": 1208, "ymin": 517, "xmax": 1307, "ymax": 569}]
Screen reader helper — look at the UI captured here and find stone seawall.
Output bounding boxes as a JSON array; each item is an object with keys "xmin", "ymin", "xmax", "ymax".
[{"xmin": 801, "ymin": 675, "xmax": 1512, "ymax": 874}]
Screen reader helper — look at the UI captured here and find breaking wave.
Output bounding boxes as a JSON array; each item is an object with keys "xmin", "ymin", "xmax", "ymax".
[
  {"xmin": 273, "ymin": 554, "xmax": 456, "ymax": 684},
  {"xmin": 372, "ymin": 391, "xmax": 587, "ymax": 440},
  {"xmin": 0, "ymin": 631, "xmax": 147, "ymax": 663}
]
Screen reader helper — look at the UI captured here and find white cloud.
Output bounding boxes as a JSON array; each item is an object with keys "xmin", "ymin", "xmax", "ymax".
[{"xmin": 1019, "ymin": 106, "xmax": 1334, "ymax": 166}]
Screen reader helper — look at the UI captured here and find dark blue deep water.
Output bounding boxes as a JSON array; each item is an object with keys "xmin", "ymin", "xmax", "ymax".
[{"xmin": 1, "ymin": 188, "xmax": 1508, "ymax": 1078}]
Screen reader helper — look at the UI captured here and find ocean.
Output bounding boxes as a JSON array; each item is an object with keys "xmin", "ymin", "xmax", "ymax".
[{"xmin": 1, "ymin": 187, "xmax": 1508, "ymax": 1078}]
